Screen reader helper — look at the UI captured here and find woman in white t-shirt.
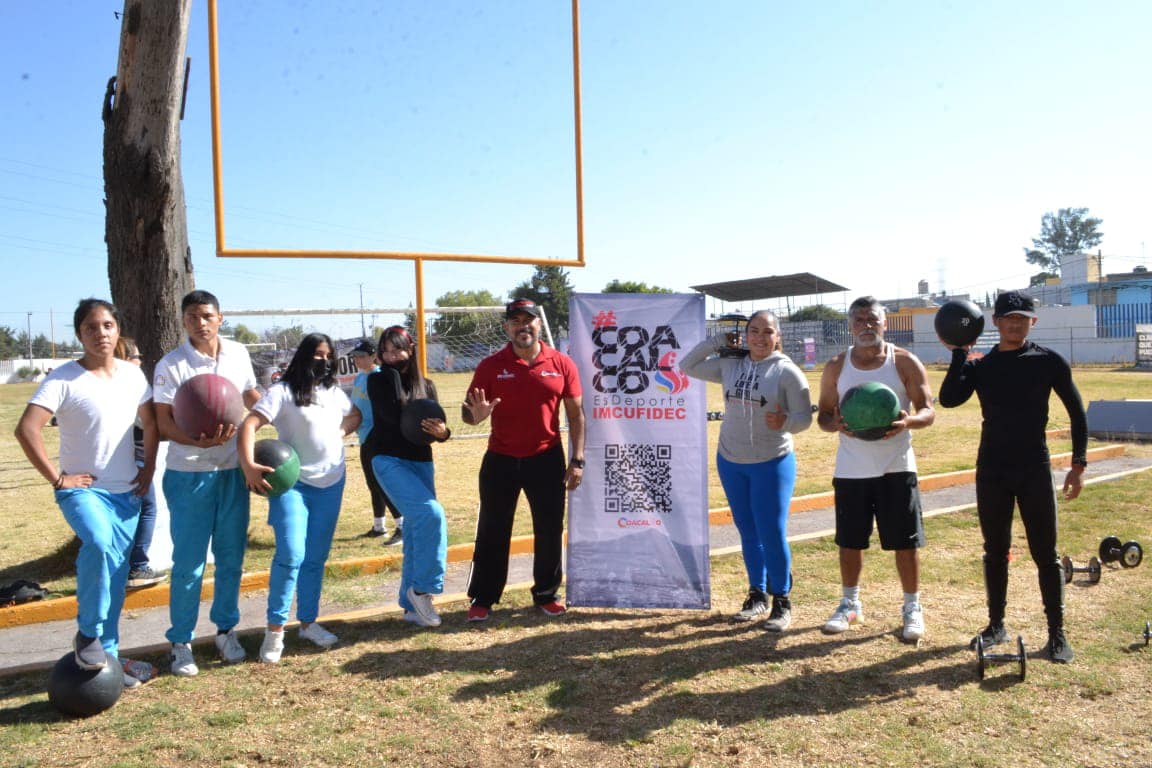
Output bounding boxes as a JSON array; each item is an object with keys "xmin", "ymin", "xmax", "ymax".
[
  {"xmin": 14, "ymin": 298, "xmax": 156, "ymax": 681},
  {"xmin": 238, "ymin": 333, "xmax": 360, "ymax": 663}
]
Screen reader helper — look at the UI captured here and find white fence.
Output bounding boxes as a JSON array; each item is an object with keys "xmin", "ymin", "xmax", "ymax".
[{"xmin": 0, "ymin": 358, "xmax": 74, "ymax": 384}]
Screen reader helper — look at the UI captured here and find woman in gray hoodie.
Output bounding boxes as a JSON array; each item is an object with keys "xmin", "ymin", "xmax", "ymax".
[{"xmin": 681, "ymin": 310, "xmax": 813, "ymax": 631}]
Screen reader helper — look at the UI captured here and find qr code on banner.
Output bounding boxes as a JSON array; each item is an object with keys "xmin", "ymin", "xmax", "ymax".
[{"xmin": 603, "ymin": 444, "xmax": 673, "ymax": 515}]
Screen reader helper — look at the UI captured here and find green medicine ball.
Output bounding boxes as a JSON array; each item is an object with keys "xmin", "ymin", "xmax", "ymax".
[
  {"xmin": 840, "ymin": 381, "xmax": 900, "ymax": 441},
  {"xmin": 253, "ymin": 438, "xmax": 301, "ymax": 497}
]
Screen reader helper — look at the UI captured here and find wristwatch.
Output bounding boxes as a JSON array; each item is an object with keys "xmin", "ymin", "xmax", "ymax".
[
  {"xmin": 1071, "ymin": 458, "xmax": 1088, "ymax": 467},
  {"xmin": 569, "ymin": 457, "xmax": 586, "ymax": 469}
]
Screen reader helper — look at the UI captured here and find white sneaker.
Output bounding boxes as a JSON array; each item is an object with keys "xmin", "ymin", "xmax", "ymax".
[
  {"xmin": 170, "ymin": 643, "xmax": 199, "ymax": 677},
  {"xmin": 299, "ymin": 622, "xmax": 338, "ymax": 648},
  {"xmin": 822, "ymin": 598, "xmax": 864, "ymax": 634},
  {"xmin": 260, "ymin": 629, "xmax": 285, "ymax": 664},
  {"xmin": 215, "ymin": 629, "xmax": 246, "ymax": 664},
  {"xmin": 902, "ymin": 602, "xmax": 925, "ymax": 641},
  {"xmin": 405, "ymin": 586, "xmax": 442, "ymax": 627}
]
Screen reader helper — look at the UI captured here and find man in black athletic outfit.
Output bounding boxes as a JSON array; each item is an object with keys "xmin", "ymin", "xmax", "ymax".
[{"xmin": 938, "ymin": 290, "xmax": 1087, "ymax": 663}]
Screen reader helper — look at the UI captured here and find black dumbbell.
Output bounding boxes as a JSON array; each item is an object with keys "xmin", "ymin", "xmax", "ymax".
[
  {"xmin": 976, "ymin": 634, "xmax": 1026, "ymax": 681},
  {"xmin": 706, "ymin": 411, "xmax": 724, "ymax": 421},
  {"xmin": 1098, "ymin": 536, "xmax": 1143, "ymax": 569},
  {"xmin": 1060, "ymin": 554, "xmax": 1102, "ymax": 584}
]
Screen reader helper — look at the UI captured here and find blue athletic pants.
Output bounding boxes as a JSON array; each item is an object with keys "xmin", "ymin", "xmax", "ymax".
[
  {"xmin": 266, "ymin": 476, "xmax": 345, "ymax": 625},
  {"xmin": 56, "ymin": 488, "xmax": 140, "ymax": 656},
  {"xmin": 717, "ymin": 452, "xmax": 796, "ymax": 597},
  {"xmin": 163, "ymin": 468, "xmax": 250, "ymax": 644},
  {"xmin": 372, "ymin": 455, "xmax": 446, "ymax": 611}
]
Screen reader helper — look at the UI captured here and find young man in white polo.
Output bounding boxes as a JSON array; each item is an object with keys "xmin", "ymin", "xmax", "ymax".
[{"xmin": 153, "ymin": 290, "xmax": 261, "ymax": 676}]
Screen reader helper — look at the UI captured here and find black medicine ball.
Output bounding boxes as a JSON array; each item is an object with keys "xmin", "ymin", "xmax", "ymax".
[
  {"xmin": 935, "ymin": 299, "xmax": 985, "ymax": 347},
  {"xmin": 400, "ymin": 398, "xmax": 447, "ymax": 446}
]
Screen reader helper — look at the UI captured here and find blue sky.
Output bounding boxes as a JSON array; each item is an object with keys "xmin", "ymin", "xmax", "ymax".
[{"xmin": 2, "ymin": 1, "xmax": 1150, "ymax": 341}]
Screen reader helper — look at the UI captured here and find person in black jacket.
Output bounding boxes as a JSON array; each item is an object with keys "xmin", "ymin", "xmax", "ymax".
[
  {"xmin": 938, "ymin": 290, "xmax": 1087, "ymax": 663},
  {"xmin": 366, "ymin": 326, "xmax": 451, "ymax": 628}
]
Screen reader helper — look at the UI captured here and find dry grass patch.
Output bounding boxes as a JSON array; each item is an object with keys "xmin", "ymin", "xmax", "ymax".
[{"xmin": 1, "ymin": 469, "xmax": 1150, "ymax": 767}]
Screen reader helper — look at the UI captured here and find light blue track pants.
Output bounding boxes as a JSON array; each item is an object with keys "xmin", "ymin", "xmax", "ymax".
[
  {"xmin": 163, "ymin": 468, "xmax": 250, "ymax": 644},
  {"xmin": 717, "ymin": 452, "xmax": 796, "ymax": 597},
  {"xmin": 56, "ymin": 488, "xmax": 140, "ymax": 656},
  {"xmin": 371, "ymin": 455, "xmax": 447, "ymax": 611},
  {"xmin": 266, "ymin": 476, "xmax": 345, "ymax": 625}
]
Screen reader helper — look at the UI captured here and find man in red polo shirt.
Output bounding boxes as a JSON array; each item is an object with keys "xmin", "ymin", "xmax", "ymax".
[{"xmin": 462, "ymin": 299, "xmax": 586, "ymax": 622}]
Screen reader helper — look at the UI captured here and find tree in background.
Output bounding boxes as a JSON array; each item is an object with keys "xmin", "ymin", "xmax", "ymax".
[
  {"xmin": 262, "ymin": 325, "xmax": 306, "ymax": 351},
  {"xmin": 603, "ymin": 279, "xmax": 674, "ymax": 294},
  {"xmin": 510, "ymin": 265, "xmax": 573, "ymax": 335},
  {"xmin": 1024, "ymin": 207, "xmax": 1104, "ymax": 276},
  {"xmin": 30, "ymin": 334, "xmax": 55, "ymax": 358},
  {"xmin": 103, "ymin": 1, "xmax": 195, "ymax": 378},
  {"xmin": 788, "ymin": 304, "xmax": 845, "ymax": 322},
  {"xmin": 0, "ymin": 327, "xmax": 20, "ymax": 359},
  {"xmin": 230, "ymin": 323, "xmax": 260, "ymax": 345},
  {"xmin": 430, "ymin": 290, "xmax": 503, "ymax": 341}
]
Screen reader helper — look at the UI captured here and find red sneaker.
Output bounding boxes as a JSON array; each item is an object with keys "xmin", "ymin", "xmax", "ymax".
[
  {"xmin": 538, "ymin": 601, "xmax": 567, "ymax": 617},
  {"xmin": 467, "ymin": 605, "xmax": 490, "ymax": 622}
]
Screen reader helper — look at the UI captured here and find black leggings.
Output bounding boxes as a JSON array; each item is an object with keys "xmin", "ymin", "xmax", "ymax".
[
  {"xmin": 975, "ymin": 463, "xmax": 1064, "ymax": 630},
  {"xmin": 467, "ymin": 445, "xmax": 566, "ymax": 608},
  {"xmin": 359, "ymin": 442, "xmax": 399, "ymax": 521}
]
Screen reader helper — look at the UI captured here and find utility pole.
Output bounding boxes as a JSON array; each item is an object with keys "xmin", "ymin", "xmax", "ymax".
[
  {"xmin": 359, "ymin": 283, "xmax": 366, "ymax": 338},
  {"xmin": 26, "ymin": 312, "xmax": 33, "ymax": 369},
  {"xmin": 1097, "ymin": 249, "xmax": 1104, "ymax": 306}
]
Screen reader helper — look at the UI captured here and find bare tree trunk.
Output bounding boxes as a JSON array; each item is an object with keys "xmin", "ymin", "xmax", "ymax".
[{"xmin": 103, "ymin": 0, "xmax": 195, "ymax": 377}]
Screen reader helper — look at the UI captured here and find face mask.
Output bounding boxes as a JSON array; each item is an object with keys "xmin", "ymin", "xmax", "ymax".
[
  {"xmin": 383, "ymin": 358, "xmax": 408, "ymax": 372},
  {"xmin": 311, "ymin": 359, "xmax": 331, "ymax": 378}
]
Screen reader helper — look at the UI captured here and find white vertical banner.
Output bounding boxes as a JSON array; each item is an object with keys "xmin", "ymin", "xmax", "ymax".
[{"xmin": 566, "ymin": 293, "xmax": 709, "ymax": 609}]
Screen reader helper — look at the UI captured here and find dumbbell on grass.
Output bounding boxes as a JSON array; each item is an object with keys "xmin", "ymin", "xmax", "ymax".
[
  {"xmin": 1060, "ymin": 554, "xmax": 1102, "ymax": 584},
  {"xmin": 976, "ymin": 635, "xmax": 1026, "ymax": 682},
  {"xmin": 1098, "ymin": 536, "xmax": 1143, "ymax": 569}
]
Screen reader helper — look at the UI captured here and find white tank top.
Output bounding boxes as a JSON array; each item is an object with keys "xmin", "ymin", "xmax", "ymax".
[{"xmin": 834, "ymin": 343, "xmax": 917, "ymax": 478}]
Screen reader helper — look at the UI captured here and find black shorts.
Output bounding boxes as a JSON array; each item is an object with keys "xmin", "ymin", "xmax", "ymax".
[{"xmin": 832, "ymin": 472, "xmax": 925, "ymax": 551}]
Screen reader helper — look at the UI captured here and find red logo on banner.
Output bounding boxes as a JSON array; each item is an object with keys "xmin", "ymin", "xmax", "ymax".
[{"xmin": 653, "ymin": 351, "xmax": 689, "ymax": 395}]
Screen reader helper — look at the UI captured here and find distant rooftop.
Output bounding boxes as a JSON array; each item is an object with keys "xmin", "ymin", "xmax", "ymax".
[{"xmin": 691, "ymin": 273, "xmax": 849, "ymax": 302}]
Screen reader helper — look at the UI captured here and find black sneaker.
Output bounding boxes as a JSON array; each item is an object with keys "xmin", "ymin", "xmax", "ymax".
[
  {"xmin": 732, "ymin": 588, "xmax": 769, "ymax": 622},
  {"xmin": 127, "ymin": 566, "xmax": 167, "ymax": 589},
  {"xmin": 381, "ymin": 528, "xmax": 403, "ymax": 546},
  {"xmin": 74, "ymin": 631, "xmax": 107, "ymax": 670},
  {"xmin": 969, "ymin": 623, "xmax": 1008, "ymax": 649},
  {"xmin": 361, "ymin": 528, "xmax": 386, "ymax": 538},
  {"xmin": 1047, "ymin": 628, "xmax": 1074, "ymax": 663},
  {"xmin": 763, "ymin": 596, "xmax": 792, "ymax": 633}
]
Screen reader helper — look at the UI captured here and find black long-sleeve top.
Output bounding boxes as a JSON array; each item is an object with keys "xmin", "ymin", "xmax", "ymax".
[
  {"xmin": 364, "ymin": 366, "xmax": 439, "ymax": 463},
  {"xmin": 938, "ymin": 342, "xmax": 1088, "ymax": 467}
]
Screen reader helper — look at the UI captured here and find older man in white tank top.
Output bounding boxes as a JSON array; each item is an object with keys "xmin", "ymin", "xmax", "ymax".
[{"xmin": 816, "ymin": 296, "xmax": 936, "ymax": 642}]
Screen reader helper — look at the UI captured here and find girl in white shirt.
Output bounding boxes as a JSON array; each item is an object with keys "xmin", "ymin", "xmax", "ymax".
[
  {"xmin": 238, "ymin": 333, "xmax": 360, "ymax": 663},
  {"xmin": 15, "ymin": 299, "xmax": 156, "ymax": 678}
]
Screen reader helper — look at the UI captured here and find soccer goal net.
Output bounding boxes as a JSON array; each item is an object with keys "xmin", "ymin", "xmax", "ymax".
[{"xmin": 245, "ymin": 305, "xmax": 555, "ymax": 439}]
